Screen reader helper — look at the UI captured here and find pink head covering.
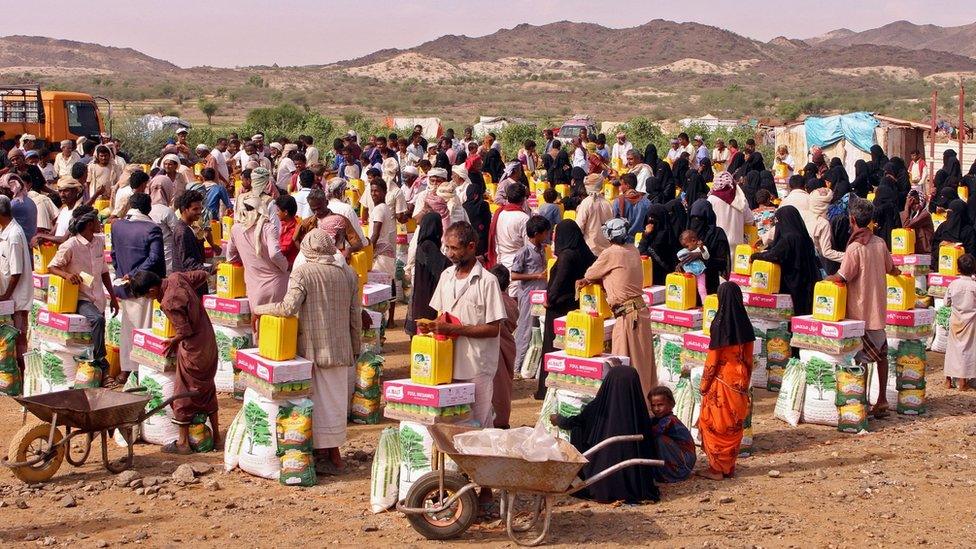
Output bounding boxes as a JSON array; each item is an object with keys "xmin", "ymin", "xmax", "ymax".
[
  {"xmin": 709, "ymin": 171, "xmax": 736, "ymax": 204},
  {"xmin": 0, "ymin": 173, "xmax": 28, "ymax": 200},
  {"xmin": 149, "ymin": 174, "xmax": 175, "ymax": 206}
]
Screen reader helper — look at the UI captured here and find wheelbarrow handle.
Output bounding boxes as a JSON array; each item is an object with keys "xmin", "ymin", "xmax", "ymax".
[
  {"xmin": 124, "ymin": 386, "xmax": 147, "ymax": 393},
  {"xmin": 565, "ymin": 458, "xmax": 666, "ymax": 496},
  {"xmin": 581, "ymin": 434, "xmax": 645, "ymax": 459},
  {"xmin": 142, "ymin": 391, "xmax": 201, "ymax": 418}
]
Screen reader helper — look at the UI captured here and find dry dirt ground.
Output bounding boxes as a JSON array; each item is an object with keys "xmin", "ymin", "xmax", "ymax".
[{"xmin": 1, "ymin": 312, "xmax": 975, "ymax": 548}]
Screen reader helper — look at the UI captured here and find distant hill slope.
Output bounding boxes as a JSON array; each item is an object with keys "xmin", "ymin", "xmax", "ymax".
[
  {"xmin": 807, "ymin": 20, "xmax": 976, "ymax": 58},
  {"xmin": 0, "ymin": 35, "xmax": 179, "ymax": 74}
]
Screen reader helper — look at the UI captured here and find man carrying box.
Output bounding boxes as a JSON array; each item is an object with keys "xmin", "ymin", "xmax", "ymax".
[
  {"xmin": 48, "ymin": 209, "xmax": 119, "ymax": 385},
  {"xmin": 826, "ymin": 198, "xmax": 900, "ymax": 418},
  {"xmin": 424, "ymin": 221, "xmax": 506, "ymax": 428}
]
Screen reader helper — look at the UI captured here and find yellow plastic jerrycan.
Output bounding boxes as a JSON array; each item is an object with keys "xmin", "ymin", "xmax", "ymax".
[
  {"xmin": 216, "ymin": 263, "xmax": 246, "ymax": 299},
  {"xmin": 812, "ymin": 280, "xmax": 847, "ymax": 322},
  {"xmin": 562, "ymin": 209, "xmax": 577, "ymax": 222},
  {"xmin": 221, "ymin": 215, "xmax": 234, "ymax": 241},
  {"xmin": 750, "ymin": 260, "xmax": 781, "ymax": 295},
  {"xmin": 546, "ymin": 257, "xmax": 557, "ymax": 279},
  {"xmin": 960, "ymin": 185, "xmax": 970, "ymax": 202},
  {"xmin": 345, "ymin": 188, "xmax": 361, "ymax": 210},
  {"xmin": 33, "ymin": 244, "xmax": 57, "ymax": 275},
  {"xmin": 939, "ymin": 243, "xmax": 965, "ymax": 275},
  {"xmin": 744, "ymin": 224, "xmax": 759, "ymax": 247},
  {"xmin": 891, "ymin": 229, "xmax": 915, "ymax": 255},
  {"xmin": 151, "ymin": 300, "xmax": 175, "ymax": 338},
  {"xmin": 483, "ymin": 173, "xmax": 494, "ymax": 187},
  {"xmin": 555, "ymin": 184, "xmax": 570, "ymax": 199},
  {"xmin": 485, "ymin": 181, "xmax": 498, "ymax": 199},
  {"xmin": 886, "ymin": 274, "xmax": 915, "ymax": 311},
  {"xmin": 104, "ymin": 222, "xmax": 113, "ymax": 250},
  {"xmin": 634, "ymin": 231, "xmax": 643, "ymax": 247},
  {"xmin": 410, "ymin": 333, "xmax": 454, "ymax": 385},
  {"xmin": 611, "ymin": 157, "xmax": 625, "ymax": 174},
  {"xmin": 733, "ymin": 244, "xmax": 753, "ymax": 276},
  {"xmin": 565, "ymin": 310, "xmax": 604, "ymax": 358},
  {"xmin": 93, "ymin": 198, "xmax": 110, "ymax": 213},
  {"xmin": 349, "ymin": 245, "xmax": 373, "ymax": 284},
  {"xmin": 775, "ymin": 163, "xmax": 789, "ymax": 180},
  {"xmin": 640, "ymin": 256, "xmax": 653, "ymax": 288},
  {"xmin": 665, "ymin": 272, "xmax": 697, "ymax": 311},
  {"xmin": 47, "ymin": 275, "xmax": 79, "ymax": 314},
  {"xmin": 258, "ymin": 315, "xmax": 299, "ymax": 361},
  {"xmin": 702, "ymin": 294, "xmax": 718, "ymax": 336},
  {"xmin": 579, "ymin": 284, "xmax": 612, "ymax": 318},
  {"xmin": 604, "ymin": 182, "xmax": 620, "ymax": 201}
]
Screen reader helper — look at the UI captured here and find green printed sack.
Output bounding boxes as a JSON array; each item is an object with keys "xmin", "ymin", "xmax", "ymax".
[
  {"xmin": 188, "ymin": 413, "xmax": 214, "ymax": 453},
  {"xmin": 0, "ymin": 325, "xmax": 21, "ymax": 396}
]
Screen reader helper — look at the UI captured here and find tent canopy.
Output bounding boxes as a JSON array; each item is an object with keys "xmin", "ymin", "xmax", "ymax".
[{"xmin": 804, "ymin": 112, "xmax": 879, "ymax": 153}]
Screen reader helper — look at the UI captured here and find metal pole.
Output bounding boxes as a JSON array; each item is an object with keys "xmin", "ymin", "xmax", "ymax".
[
  {"xmin": 959, "ymin": 83, "xmax": 966, "ymax": 169},
  {"xmin": 930, "ymin": 90, "xmax": 937, "ymax": 199}
]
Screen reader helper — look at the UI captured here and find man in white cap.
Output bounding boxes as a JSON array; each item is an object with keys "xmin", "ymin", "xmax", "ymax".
[
  {"xmin": 401, "ymin": 165, "xmax": 421, "ymax": 203},
  {"xmin": 252, "ymin": 134, "xmax": 266, "ymax": 158},
  {"xmin": 692, "ymin": 135, "xmax": 709, "ymax": 170},
  {"xmin": 53, "ymin": 139, "xmax": 81, "ymax": 180},
  {"xmin": 666, "ymin": 138, "xmax": 682, "ymax": 164},
  {"xmin": 194, "ymin": 143, "xmax": 209, "ymax": 163},
  {"xmin": 174, "ymin": 127, "xmax": 190, "ymax": 157},
  {"xmin": 275, "ymin": 143, "xmax": 298, "ymax": 191},
  {"xmin": 611, "ymin": 131, "xmax": 633, "ymax": 167},
  {"xmin": 344, "ymin": 131, "xmax": 362, "ymax": 160},
  {"xmin": 16, "ymin": 134, "xmax": 37, "ymax": 157}
]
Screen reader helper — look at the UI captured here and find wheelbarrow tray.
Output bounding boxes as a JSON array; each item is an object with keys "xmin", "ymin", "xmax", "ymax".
[
  {"xmin": 428, "ymin": 424, "xmax": 588, "ymax": 494},
  {"xmin": 14, "ymin": 389, "xmax": 150, "ymax": 432}
]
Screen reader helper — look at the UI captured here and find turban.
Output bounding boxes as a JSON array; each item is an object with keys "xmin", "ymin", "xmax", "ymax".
[
  {"xmin": 712, "ymin": 171, "xmax": 734, "ymax": 192},
  {"xmin": 162, "ymin": 154, "xmax": 180, "ymax": 165},
  {"xmin": 427, "ymin": 167, "xmax": 448, "ymax": 180},
  {"xmin": 602, "ymin": 217, "xmax": 629, "ymax": 243},
  {"xmin": 327, "ymin": 177, "xmax": 348, "ymax": 195},
  {"xmin": 300, "ymin": 229, "xmax": 337, "ymax": 264},
  {"xmin": 584, "ymin": 173, "xmax": 605, "ymax": 194},
  {"xmin": 403, "ymin": 165, "xmax": 419, "ymax": 177},
  {"xmin": 451, "ymin": 164, "xmax": 470, "ymax": 184},
  {"xmin": 57, "ymin": 177, "xmax": 83, "ymax": 190}
]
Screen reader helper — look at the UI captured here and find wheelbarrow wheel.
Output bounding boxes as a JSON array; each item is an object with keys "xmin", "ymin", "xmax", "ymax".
[
  {"xmin": 404, "ymin": 471, "xmax": 478, "ymax": 541},
  {"xmin": 6, "ymin": 422, "xmax": 64, "ymax": 483}
]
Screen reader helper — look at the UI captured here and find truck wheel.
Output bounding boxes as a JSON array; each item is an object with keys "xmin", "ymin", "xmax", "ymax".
[{"xmin": 404, "ymin": 471, "xmax": 477, "ymax": 540}]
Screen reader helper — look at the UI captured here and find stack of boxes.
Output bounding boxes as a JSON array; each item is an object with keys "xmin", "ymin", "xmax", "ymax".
[
  {"xmin": 651, "ymin": 273, "xmax": 702, "ymax": 393},
  {"xmin": 209, "ymin": 264, "xmax": 253, "ymax": 396},
  {"xmin": 235, "ymin": 315, "xmax": 312, "ymax": 400},
  {"xmin": 885, "ymin": 233, "xmax": 932, "ymax": 416},
  {"xmin": 790, "ymin": 280, "xmax": 867, "ymax": 432},
  {"xmin": 26, "ymin": 274, "xmax": 94, "ymax": 395},
  {"xmin": 928, "ymin": 243, "xmax": 965, "ymax": 299}
]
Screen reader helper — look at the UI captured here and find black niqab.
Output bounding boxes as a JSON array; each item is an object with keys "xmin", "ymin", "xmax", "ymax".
[
  {"xmin": 558, "ymin": 366, "xmax": 660, "ymax": 504},
  {"xmin": 743, "ymin": 151, "xmax": 765, "ymax": 174},
  {"xmin": 689, "ymin": 199, "xmax": 730, "ymax": 293},
  {"xmin": 932, "ymin": 199, "xmax": 976, "ymax": 266},
  {"xmin": 726, "ymin": 150, "xmax": 745, "ymax": 174},
  {"xmin": 462, "ymin": 184, "xmax": 492, "ymax": 256},
  {"xmin": 408, "ymin": 213, "xmax": 450, "ymax": 336},
  {"xmin": 872, "ymin": 178, "xmax": 902, "ymax": 249},
  {"xmin": 640, "ymin": 204, "xmax": 679, "ymax": 284},
  {"xmin": 709, "ymin": 282, "xmax": 756, "ymax": 350},
  {"xmin": 852, "ymin": 159, "xmax": 871, "ymax": 198},
  {"xmin": 643, "ymin": 143, "xmax": 659, "ymax": 175},
  {"xmin": 751, "ymin": 205, "xmax": 822, "ymax": 316}
]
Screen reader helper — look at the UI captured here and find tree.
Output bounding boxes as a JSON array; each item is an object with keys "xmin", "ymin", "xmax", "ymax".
[{"xmin": 198, "ymin": 99, "xmax": 219, "ymax": 125}]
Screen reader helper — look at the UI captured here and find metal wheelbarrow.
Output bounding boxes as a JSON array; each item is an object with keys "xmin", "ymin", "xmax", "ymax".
[
  {"xmin": 2, "ymin": 387, "xmax": 196, "ymax": 483},
  {"xmin": 397, "ymin": 424, "xmax": 664, "ymax": 546}
]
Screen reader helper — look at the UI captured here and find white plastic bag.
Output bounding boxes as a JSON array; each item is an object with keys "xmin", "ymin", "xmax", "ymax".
[
  {"xmin": 370, "ymin": 427, "xmax": 401, "ymax": 513},
  {"xmin": 453, "ymin": 424, "xmax": 564, "ymax": 462},
  {"xmin": 774, "ymin": 359, "xmax": 805, "ymax": 427}
]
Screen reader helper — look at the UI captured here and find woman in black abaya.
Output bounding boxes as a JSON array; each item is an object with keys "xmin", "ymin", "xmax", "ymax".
[
  {"xmin": 551, "ymin": 366, "xmax": 661, "ymax": 504},
  {"xmin": 639, "ymin": 204, "xmax": 680, "ymax": 285},
  {"xmin": 931, "ymin": 199, "xmax": 976, "ymax": 268},
  {"xmin": 535, "ymin": 220, "xmax": 597, "ymax": 399},
  {"xmin": 872, "ymin": 165, "xmax": 903, "ymax": 250},
  {"xmin": 689, "ymin": 199, "xmax": 730, "ymax": 295},
  {"xmin": 406, "ymin": 213, "xmax": 450, "ymax": 336},
  {"xmin": 750, "ymin": 206, "xmax": 822, "ymax": 318},
  {"xmin": 852, "ymin": 159, "xmax": 872, "ymax": 198}
]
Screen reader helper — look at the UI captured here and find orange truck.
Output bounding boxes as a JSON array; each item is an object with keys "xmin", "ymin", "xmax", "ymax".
[{"xmin": 0, "ymin": 84, "xmax": 109, "ymax": 151}]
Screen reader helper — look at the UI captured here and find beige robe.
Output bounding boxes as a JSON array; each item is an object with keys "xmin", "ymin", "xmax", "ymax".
[
  {"xmin": 584, "ymin": 244, "xmax": 657, "ymax": 401},
  {"xmin": 946, "ymin": 276, "xmax": 976, "ymax": 379}
]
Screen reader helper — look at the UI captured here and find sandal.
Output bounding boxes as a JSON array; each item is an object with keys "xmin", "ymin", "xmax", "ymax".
[
  {"xmin": 161, "ymin": 442, "xmax": 193, "ymax": 455},
  {"xmin": 871, "ymin": 404, "xmax": 891, "ymax": 419}
]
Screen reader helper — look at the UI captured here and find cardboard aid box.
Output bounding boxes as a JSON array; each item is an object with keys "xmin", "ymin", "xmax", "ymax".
[
  {"xmin": 543, "ymin": 351, "xmax": 631, "ymax": 394},
  {"xmin": 728, "ymin": 272, "xmax": 751, "ymax": 288},
  {"xmin": 362, "ymin": 282, "xmax": 393, "ymax": 306},
  {"xmin": 382, "ymin": 378, "xmax": 475, "ymax": 423},
  {"xmin": 202, "ymin": 295, "xmax": 251, "ymax": 327},
  {"xmin": 34, "ymin": 307, "xmax": 92, "ymax": 346},
  {"xmin": 130, "ymin": 328, "xmax": 175, "ymax": 372},
  {"xmin": 790, "ymin": 316, "xmax": 866, "ymax": 339},
  {"xmin": 681, "ymin": 331, "xmax": 762, "ymax": 364},
  {"xmin": 885, "ymin": 308, "xmax": 936, "ymax": 327},
  {"xmin": 649, "ymin": 305, "xmax": 703, "ymax": 329},
  {"xmin": 33, "ymin": 273, "xmax": 50, "ymax": 302},
  {"xmin": 235, "ymin": 348, "xmax": 313, "ymax": 399},
  {"xmin": 529, "ymin": 290, "xmax": 547, "ymax": 317},
  {"xmin": 641, "ymin": 286, "xmax": 666, "ymax": 307},
  {"xmin": 926, "ymin": 273, "xmax": 956, "ymax": 297}
]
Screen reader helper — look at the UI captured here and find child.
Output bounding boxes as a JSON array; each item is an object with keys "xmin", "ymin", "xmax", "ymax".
[
  {"xmin": 537, "ymin": 188, "xmax": 562, "ymax": 229},
  {"xmin": 510, "ymin": 216, "xmax": 552, "ymax": 375},
  {"xmin": 945, "ymin": 253, "xmax": 976, "ymax": 390},
  {"xmin": 369, "ymin": 179, "xmax": 397, "ymax": 327},
  {"xmin": 488, "ymin": 264, "xmax": 519, "ymax": 429},
  {"xmin": 676, "ymin": 229, "xmax": 710, "ymax": 301},
  {"xmin": 276, "ymin": 195, "xmax": 300, "ymax": 268},
  {"xmin": 648, "ymin": 386, "xmax": 696, "ymax": 483}
]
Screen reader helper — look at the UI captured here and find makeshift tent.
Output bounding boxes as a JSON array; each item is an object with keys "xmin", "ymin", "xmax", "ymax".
[
  {"xmin": 384, "ymin": 117, "xmax": 442, "ymax": 139},
  {"xmin": 774, "ymin": 113, "xmax": 926, "ymax": 176},
  {"xmin": 472, "ymin": 116, "xmax": 514, "ymax": 136}
]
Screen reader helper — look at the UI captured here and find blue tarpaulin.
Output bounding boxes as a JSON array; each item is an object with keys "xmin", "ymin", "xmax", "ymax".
[{"xmin": 804, "ymin": 112, "xmax": 879, "ymax": 153}]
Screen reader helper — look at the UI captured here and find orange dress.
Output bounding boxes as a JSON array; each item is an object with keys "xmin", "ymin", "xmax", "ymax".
[{"xmin": 698, "ymin": 342, "xmax": 753, "ymax": 475}]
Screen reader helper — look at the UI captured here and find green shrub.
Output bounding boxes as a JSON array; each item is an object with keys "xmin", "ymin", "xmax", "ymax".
[{"xmin": 498, "ymin": 123, "xmax": 538, "ymax": 159}]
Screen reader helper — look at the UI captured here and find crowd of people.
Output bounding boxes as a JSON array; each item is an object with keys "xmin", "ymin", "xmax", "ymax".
[{"xmin": 2, "ymin": 122, "xmax": 975, "ymax": 504}]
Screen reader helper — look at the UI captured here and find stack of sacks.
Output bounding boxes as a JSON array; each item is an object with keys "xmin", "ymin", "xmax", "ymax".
[
  {"xmin": 223, "ymin": 387, "xmax": 315, "ymax": 486},
  {"xmin": 351, "ymin": 351, "xmax": 385, "ymax": 424},
  {"xmin": 382, "ymin": 378, "xmax": 474, "ymax": 425},
  {"xmin": 797, "ymin": 350, "xmax": 857, "ymax": 427},
  {"xmin": 360, "ymin": 309, "xmax": 384, "ymax": 356},
  {"xmin": 834, "ymin": 364, "xmax": 869, "ymax": 433},
  {"xmin": 396, "ymin": 420, "xmax": 459, "ymax": 495},
  {"xmin": 654, "ymin": 333, "xmax": 684, "ymax": 390},
  {"xmin": 752, "ymin": 319, "xmax": 791, "ymax": 391},
  {"xmin": 135, "ymin": 364, "xmax": 181, "ymax": 445},
  {"xmin": 213, "ymin": 325, "xmax": 253, "ymax": 394},
  {"xmin": 538, "ymin": 388, "xmax": 594, "ymax": 441},
  {"xmin": 887, "ymin": 338, "xmax": 927, "ymax": 415},
  {"xmin": 543, "ymin": 352, "xmax": 629, "ymax": 395},
  {"xmin": 651, "ymin": 273, "xmax": 702, "ymax": 335},
  {"xmin": 0, "ymin": 325, "xmax": 21, "ymax": 395},
  {"xmin": 929, "ymin": 299, "xmax": 950, "ymax": 353}
]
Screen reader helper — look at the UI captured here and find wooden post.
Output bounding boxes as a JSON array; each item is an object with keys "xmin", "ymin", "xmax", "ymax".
[{"xmin": 930, "ymin": 90, "xmax": 937, "ymax": 198}]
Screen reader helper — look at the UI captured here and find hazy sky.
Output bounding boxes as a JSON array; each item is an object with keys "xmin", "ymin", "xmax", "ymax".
[{"xmin": 6, "ymin": 0, "xmax": 976, "ymax": 68}]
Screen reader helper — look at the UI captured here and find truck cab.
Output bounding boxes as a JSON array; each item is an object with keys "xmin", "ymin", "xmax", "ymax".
[{"xmin": 0, "ymin": 85, "xmax": 106, "ymax": 151}]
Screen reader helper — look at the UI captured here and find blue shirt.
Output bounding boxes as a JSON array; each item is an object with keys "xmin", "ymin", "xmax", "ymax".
[
  {"xmin": 11, "ymin": 197, "xmax": 36, "ymax": 244},
  {"xmin": 612, "ymin": 195, "xmax": 651, "ymax": 242},
  {"xmin": 202, "ymin": 183, "xmax": 232, "ymax": 220},
  {"xmin": 537, "ymin": 203, "xmax": 562, "ymax": 230}
]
